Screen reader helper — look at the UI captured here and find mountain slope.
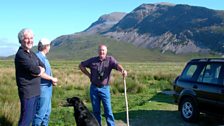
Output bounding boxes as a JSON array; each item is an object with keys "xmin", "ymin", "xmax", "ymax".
[
  {"xmin": 49, "ymin": 34, "xmax": 218, "ymax": 61},
  {"xmin": 47, "ymin": 3, "xmax": 224, "ymax": 61},
  {"xmin": 103, "ymin": 3, "xmax": 224, "ymax": 54},
  {"xmin": 83, "ymin": 12, "xmax": 126, "ymax": 34},
  {"xmin": 49, "ymin": 35, "xmax": 183, "ymax": 61}
]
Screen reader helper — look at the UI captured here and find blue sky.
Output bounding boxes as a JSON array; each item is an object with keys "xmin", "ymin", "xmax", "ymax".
[{"xmin": 0, "ymin": 0, "xmax": 224, "ymax": 57}]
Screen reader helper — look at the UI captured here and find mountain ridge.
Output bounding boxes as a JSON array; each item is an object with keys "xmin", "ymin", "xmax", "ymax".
[
  {"xmin": 102, "ymin": 3, "xmax": 224, "ymax": 54},
  {"xmin": 47, "ymin": 3, "xmax": 224, "ymax": 61}
]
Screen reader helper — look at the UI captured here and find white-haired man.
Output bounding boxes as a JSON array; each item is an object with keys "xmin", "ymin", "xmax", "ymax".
[{"xmin": 15, "ymin": 28, "xmax": 45, "ymax": 126}]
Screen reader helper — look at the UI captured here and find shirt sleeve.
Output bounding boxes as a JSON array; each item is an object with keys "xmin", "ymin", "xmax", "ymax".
[
  {"xmin": 15, "ymin": 51, "xmax": 41, "ymax": 75},
  {"xmin": 81, "ymin": 58, "xmax": 93, "ymax": 68},
  {"xmin": 36, "ymin": 54, "xmax": 45, "ymax": 69},
  {"xmin": 110, "ymin": 56, "xmax": 118, "ymax": 70}
]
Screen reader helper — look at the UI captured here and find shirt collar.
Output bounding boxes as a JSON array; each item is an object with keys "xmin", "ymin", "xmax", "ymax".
[
  {"xmin": 98, "ymin": 56, "xmax": 107, "ymax": 61},
  {"xmin": 20, "ymin": 46, "xmax": 30, "ymax": 54},
  {"xmin": 40, "ymin": 51, "xmax": 46, "ymax": 57}
]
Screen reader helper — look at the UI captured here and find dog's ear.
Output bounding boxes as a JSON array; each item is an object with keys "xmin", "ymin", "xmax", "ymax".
[
  {"xmin": 64, "ymin": 98, "xmax": 73, "ymax": 107},
  {"xmin": 67, "ymin": 98, "xmax": 71, "ymax": 102}
]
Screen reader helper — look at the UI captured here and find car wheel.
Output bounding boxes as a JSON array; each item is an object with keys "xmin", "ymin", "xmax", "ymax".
[{"xmin": 180, "ymin": 97, "xmax": 199, "ymax": 122}]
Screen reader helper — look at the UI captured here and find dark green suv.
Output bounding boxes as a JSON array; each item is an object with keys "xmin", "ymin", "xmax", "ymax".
[{"xmin": 173, "ymin": 58, "xmax": 224, "ymax": 122}]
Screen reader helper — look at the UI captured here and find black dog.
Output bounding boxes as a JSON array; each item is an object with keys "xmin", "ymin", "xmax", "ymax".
[{"xmin": 66, "ymin": 97, "xmax": 100, "ymax": 126}]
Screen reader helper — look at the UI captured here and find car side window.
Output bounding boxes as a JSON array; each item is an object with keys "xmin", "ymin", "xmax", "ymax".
[
  {"xmin": 197, "ymin": 63, "xmax": 222, "ymax": 85},
  {"xmin": 181, "ymin": 64, "xmax": 198, "ymax": 80}
]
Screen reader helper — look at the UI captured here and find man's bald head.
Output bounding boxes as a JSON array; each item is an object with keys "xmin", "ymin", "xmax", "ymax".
[{"xmin": 98, "ymin": 44, "xmax": 107, "ymax": 59}]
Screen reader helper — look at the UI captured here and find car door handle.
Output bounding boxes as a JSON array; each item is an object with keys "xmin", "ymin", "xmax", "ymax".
[{"xmin": 193, "ymin": 85, "xmax": 198, "ymax": 89}]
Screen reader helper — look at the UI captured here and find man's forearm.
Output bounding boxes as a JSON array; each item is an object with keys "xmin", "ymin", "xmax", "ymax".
[
  {"xmin": 117, "ymin": 64, "xmax": 125, "ymax": 72},
  {"xmin": 40, "ymin": 72, "xmax": 53, "ymax": 81},
  {"xmin": 117, "ymin": 64, "xmax": 127, "ymax": 77},
  {"xmin": 40, "ymin": 72, "xmax": 58, "ymax": 84},
  {"xmin": 79, "ymin": 64, "xmax": 91, "ymax": 78}
]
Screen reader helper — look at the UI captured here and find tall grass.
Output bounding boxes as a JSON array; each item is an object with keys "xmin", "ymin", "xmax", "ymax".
[
  {"xmin": 0, "ymin": 60, "xmax": 185, "ymax": 126},
  {"xmin": 0, "ymin": 61, "xmax": 20, "ymax": 126}
]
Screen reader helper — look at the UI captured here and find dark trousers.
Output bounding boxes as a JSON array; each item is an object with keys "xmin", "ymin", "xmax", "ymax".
[{"xmin": 18, "ymin": 95, "xmax": 39, "ymax": 126}]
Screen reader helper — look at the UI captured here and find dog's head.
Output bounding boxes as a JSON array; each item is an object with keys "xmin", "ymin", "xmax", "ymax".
[{"xmin": 65, "ymin": 97, "xmax": 82, "ymax": 107}]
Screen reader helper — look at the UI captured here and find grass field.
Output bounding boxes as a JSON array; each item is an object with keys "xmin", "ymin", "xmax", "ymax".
[{"xmin": 0, "ymin": 60, "xmax": 223, "ymax": 126}]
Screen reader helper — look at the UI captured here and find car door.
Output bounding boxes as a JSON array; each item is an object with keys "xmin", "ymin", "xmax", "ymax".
[
  {"xmin": 216, "ymin": 84, "xmax": 224, "ymax": 114},
  {"xmin": 216, "ymin": 64, "xmax": 224, "ymax": 114},
  {"xmin": 176, "ymin": 62, "xmax": 202, "ymax": 94},
  {"xmin": 196, "ymin": 63, "xmax": 222, "ymax": 111}
]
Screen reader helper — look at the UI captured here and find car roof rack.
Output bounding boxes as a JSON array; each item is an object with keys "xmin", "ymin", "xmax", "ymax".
[{"xmin": 190, "ymin": 58, "xmax": 224, "ymax": 62}]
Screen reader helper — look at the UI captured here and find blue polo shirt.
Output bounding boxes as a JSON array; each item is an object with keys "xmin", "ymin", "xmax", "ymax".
[
  {"xmin": 15, "ymin": 47, "xmax": 45, "ymax": 99},
  {"xmin": 36, "ymin": 51, "xmax": 52, "ymax": 86},
  {"xmin": 81, "ymin": 56, "xmax": 118, "ymax": 86}
]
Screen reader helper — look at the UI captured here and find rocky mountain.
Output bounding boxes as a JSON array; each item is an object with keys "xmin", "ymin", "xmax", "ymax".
[
  {"xmin": 83, "ymin": 12, "xmax": 127, "ymax": 34},
  {"xmin": 51, "ymin": 2, "xmax": 224, "ymax": 60},
  {"xmin": 103, "ymin": 3, "xmax": 224, "ymax": 54}
]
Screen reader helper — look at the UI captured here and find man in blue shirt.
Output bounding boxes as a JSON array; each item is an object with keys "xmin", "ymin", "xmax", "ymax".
[
  {"xmin": 79, "ymin": 45, "xmax": 127, "ymax": 126},
  {"xmin": 33, "ymin": 38, "xmax": 58, "ymax": 126},
  {"xmin": 15, "ymin": 28, "xmax": 45, "ymax": 126}
]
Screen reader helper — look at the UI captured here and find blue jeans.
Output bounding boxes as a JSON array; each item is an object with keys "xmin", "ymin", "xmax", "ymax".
[
  {"xmin": 32, "ymin": 85, "xmax": 52, "ymax": 126},
  {"xmin": 18, "ymin": 95, "xmax": 39, "ymax": 126},
  {"xmin": 90, "ymin": 84, "xmax": 115, "ymax": 126}
]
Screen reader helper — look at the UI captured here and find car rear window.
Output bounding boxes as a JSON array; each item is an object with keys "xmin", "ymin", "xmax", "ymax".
[{"xmin": 181, "ymin": 64, "xmax": 198, "ymax": 80}]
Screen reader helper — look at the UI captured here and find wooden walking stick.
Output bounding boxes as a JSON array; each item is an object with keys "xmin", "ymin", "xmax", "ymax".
[{"xmin": 123, "ymin": 77, "xmax": 129, "ymax": 126}]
